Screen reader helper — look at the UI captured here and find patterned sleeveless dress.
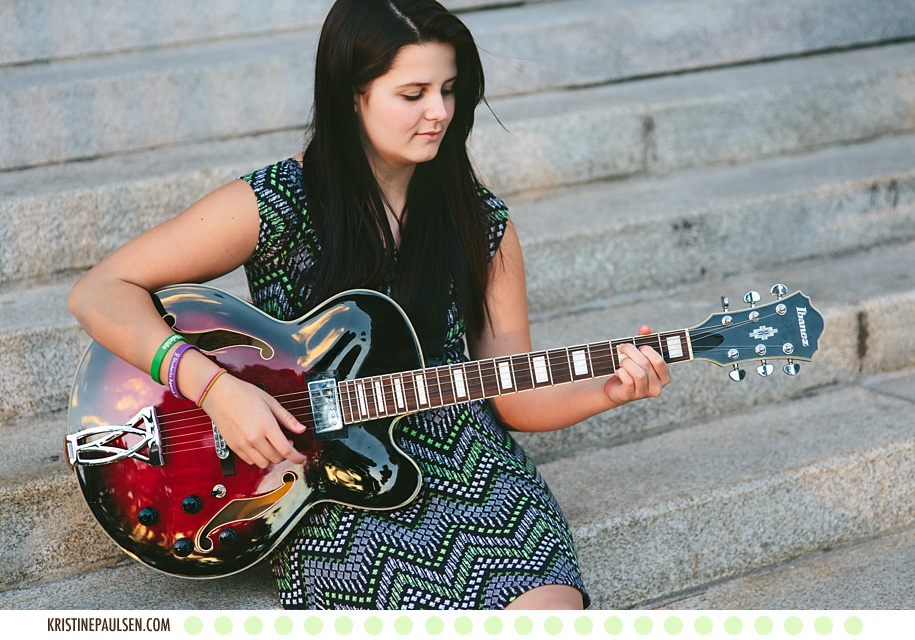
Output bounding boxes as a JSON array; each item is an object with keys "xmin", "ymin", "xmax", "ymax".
[{"xmin": 240, "ymin": 159, "xmax": 589, "ymax": 610}]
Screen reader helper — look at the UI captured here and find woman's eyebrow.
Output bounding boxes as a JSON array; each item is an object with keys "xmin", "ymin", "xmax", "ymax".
[{"xmin": 396, "ymin": 76, "xmax": 458, "ymax": 89}]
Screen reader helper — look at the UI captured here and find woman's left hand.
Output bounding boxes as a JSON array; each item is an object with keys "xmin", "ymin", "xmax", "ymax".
[{"xmin": 602, "ymin": 325, "xmax": 671, "ymax": 407}]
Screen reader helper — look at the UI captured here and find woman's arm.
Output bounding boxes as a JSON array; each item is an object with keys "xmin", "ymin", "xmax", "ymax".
[
  {"xmin": 67, "ymin": 179, "xmax": 307, "ymax": 468},
  {"xmin": 468, "ymin": 218, "xmax": 670, "ymax": 432}
]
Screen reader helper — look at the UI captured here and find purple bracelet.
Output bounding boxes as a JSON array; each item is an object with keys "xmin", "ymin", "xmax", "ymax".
[{"xmin": 167, "ymin": 342, "xmax": 198, "ymax": 399}]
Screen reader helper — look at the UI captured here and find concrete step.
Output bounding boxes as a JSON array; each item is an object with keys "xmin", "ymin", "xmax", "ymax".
[
  {"xmin": 3, "ymin": 1, "xmax": 913, "ymax": 170},
  {"xmin": 2, "ymin": 241, "xmax": 914, "ymax": 593},
  {"xmin": 0, "ymin": 0, "xmax": 544, "ymax": 67},
  {"xmin": 542, "ymin": 367, "xmax": 915, "ymax": 608},
  {"xmin": 3, "ymin": 368, "xmax": 913, "ymax": 609},
  {"xmin": 3, "ymin": 47, "xmax": 915, "ymax": 285},
  {"xmin": 647, "ymin": 525, "xmax": 915, "ymax": 610},
  {"xmin": 2, "ymin": 136, "xmax": 914, "ymax": 421}
]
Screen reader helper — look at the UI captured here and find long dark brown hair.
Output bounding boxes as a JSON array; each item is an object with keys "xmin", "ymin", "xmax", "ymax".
[{"xmin": 300, "ymin": 0, "xmax": 492, "ymax": 355}]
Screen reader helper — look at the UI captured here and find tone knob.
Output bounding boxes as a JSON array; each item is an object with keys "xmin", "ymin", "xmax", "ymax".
[
  {"xmin": 218, "ymin": 528, "xmax": 239, "ymax": 547},
  {"xmin": 181, "ymin": 495, "xmax": 203, "ymax": 515},
  {"xmin": 137, "ymin": 507, "xmax": 159, "ymax": 526},
  {"xmin": 173, "ymin": 538, "xmax": 194, "ymax": 557}
]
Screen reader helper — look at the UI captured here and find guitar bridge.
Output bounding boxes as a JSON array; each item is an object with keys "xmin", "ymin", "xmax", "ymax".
[
  {"xmin": 65, "ymin": 406, "xmax": 163, "ymax": 468},
  {"xmin": 307, "ymin": 373, "xmax": 346, "ymax": 441}
]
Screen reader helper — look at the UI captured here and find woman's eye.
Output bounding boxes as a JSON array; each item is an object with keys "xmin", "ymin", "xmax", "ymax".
[{"xmin": 404, "ymin": 93, "xmax": 422, "ymax": 101}]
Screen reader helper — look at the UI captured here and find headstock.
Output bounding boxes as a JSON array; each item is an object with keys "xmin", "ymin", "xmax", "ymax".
[{"xmin": 688, "ymin": 284, "xmax": 824, "ymax": 381}]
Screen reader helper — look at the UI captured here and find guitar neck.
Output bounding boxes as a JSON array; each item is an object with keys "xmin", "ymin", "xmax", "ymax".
[{"xmin": 337, "ymin": 330, "xmax": 693, "ymax": 424}]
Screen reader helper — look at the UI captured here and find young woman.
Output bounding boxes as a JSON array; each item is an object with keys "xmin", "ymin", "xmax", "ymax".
[{"xmin": 68, "ymin": 0, "xmax": 670, "ymax": 610}]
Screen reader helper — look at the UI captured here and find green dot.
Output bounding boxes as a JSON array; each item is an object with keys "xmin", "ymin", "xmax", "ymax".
[
  {"xmin": 304, "ymin": 616, "xmax": 323, "ymax": 635},
  {"xmin": 845, "ymin": 616, "xmax": 864, "ymax": 636},
  {"xmin": 214, "ymin": 616, "xmax": 233, "ymax": 636},
  {"xmin": 394, "ymin": 616, "xmax": 413, "ymax": 635},
  {"xmin": 785, "ymin": 616, "xmax": 803, "ymax": 635},
  {"xmin": 515, "ymin": 616, "xmax": 534, "ymax": 635},
  {"xmin": 425, "ymin": 616, "xmax": 444, "ymax": 635},
  {"xmin": 724, "ymin": 616, "xmax": 743, "ymax": 635},
  {"xmin": 574, "ymin": 616, "xmax": 593, "ymax": 634},
  {"xmin": 365, "ymin": 616, "xmax": 383, "ymax": 636},
  {"xmin": 814, "ymin": 617, "xmax": 833, "ymax": 635},
  {"xmin": 634, "ymin": 616, "xmax": 653, "ymax": 635},
  {"xmin": 845, "ymin": 616, "xmax": 863, "ymax": 635},
  {"xmin": 244, "ymin": 616, "xmax": 263, "ymax": 635},
  {"xmin": 754, "ymin": 616, "xmax": 773, "ymax": 635},
  {"xmin": 184, "ymin": 617, "xmax": 203, "ymax": 635},
  {"xmin": 664, "ymin": 616, "xmax": 683, "ymax": 635},
  {"xmin": 455, "ymin": 616, "xmax": 473, "ymax": 635},
  {"xmin": 335, "ymin": 616, "xmax": 354, "ymax": 635},
  {"xmin": 694, "ymin": 616, "xmax": 713, "ymax": 635},
  {"xmin": 545, "ymin": 616, "xmax": 563, "ymax": 635},
  {"xmin": 484, "ymin": 616, "xmax": 503, "ymax": 635},
  {"xmin": 604, "ymin": 616, "xmax": 624, "ymax": 635}
]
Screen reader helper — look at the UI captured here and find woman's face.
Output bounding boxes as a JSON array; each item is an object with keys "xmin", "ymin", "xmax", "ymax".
[{"xmin": 356, "ymin": 41, "xmax": 457, "ymax": 175}]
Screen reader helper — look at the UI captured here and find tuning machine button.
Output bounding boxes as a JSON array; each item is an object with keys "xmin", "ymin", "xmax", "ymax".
[
  {"xmin": 784, "ymin": 360, "xmax": 800, "ymax": 376},
  {"xmin": 729, "ymin": 365, "xmax": 746, "ymax": 382},
  {"xmin": 757, "ymin": 360, "xmax": 775, "ymax": 377},
  {"xmin": 771, "ymin": 284, "xmax": 789, "ymax": 299},
  {"xmin": 743, "ymin": 291, "xmax": 761, "ymax": 307}
]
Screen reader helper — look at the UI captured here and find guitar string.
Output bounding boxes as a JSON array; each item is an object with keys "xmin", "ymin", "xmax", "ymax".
[{"xmin": 148, "ymin": 311, "xmax": 786, "ymax": 450}]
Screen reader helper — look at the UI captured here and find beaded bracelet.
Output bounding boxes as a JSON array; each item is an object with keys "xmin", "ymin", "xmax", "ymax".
[
  {"xmin": 166, "ymin": 342, "xmax": 198, "ymax": 399},
  {"xmin": 150, "ymin": 334, "xmax": 186, "ymax": 385},
  {"xmin": 196, "ymin": 368, "xmax": 227, "ymax": 407}
]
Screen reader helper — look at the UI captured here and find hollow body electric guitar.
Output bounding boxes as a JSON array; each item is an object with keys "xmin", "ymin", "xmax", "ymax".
[{"xmin": 66, "ymin": 283, "xmax": 823, "ymax": 579}]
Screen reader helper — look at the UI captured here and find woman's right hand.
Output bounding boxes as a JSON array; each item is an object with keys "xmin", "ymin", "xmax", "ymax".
[{"xmin": 198, "ymin": 372, "xmax": 308, "ymax": 469}]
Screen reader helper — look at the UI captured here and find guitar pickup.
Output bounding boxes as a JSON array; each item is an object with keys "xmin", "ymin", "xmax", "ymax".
[{"xmin": 307, "ymin": 373, "xmax": 347, "ymax": 441}]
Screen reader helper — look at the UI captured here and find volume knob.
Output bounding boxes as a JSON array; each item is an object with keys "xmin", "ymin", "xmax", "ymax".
[
  {"xmin": 137, "ymin": 507, "xmax": 159, "ymax": 526},
  {"xmin": 181, "ymin": 495, "xmax": 203, "ymax": 514},
  {"xmin": 173, "ymin": 538, "xmax": 194, "ymax": 558},
  {"xmin": 218, "ymin": 528, "xmax": 239, "ymax": 547}
]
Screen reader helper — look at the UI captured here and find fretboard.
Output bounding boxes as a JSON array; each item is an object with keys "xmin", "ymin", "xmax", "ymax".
[{"xmin": 337, "ymin": 330, "xmax": 692, "ymax": 424}]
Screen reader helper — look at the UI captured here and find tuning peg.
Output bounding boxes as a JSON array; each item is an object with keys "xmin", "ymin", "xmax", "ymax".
[
  {"xmin": 743, "ymin": 291, "xmax": 761, "ymax": 307},
  {"xmin": 729, "ymin": 365, "xmax": 746, "ymax": 382},
  {"xmin": 783, "ymin": 360, "xmax": 800, "ymax": 376},
  {"xmin": 770, "ymin": 284, "xmax": 788, "ymax": 299},
  {"xmin": 756, "ymin": 360, "xmax": 775, "ymax": 377},
  {"xmin": 721, "ymin": 296, "xmax": 730, "ymax": 312}
]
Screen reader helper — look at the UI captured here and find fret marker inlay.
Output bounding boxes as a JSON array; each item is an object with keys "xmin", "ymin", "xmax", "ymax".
[
  {"xmin": 394, "ymin": 378, "xmax": 405, "ymax": 409},
  {"xmin": 453, "ymin": 369, "xmax": 467, "ymax": 398},
  {"xmin": 532, "ymin": 356, "xmax": 549, "ymax": 383},
  {"xmin": 572, "ymin": 350, "xmax": 589, "ymax": 376},
  {"xmin": 415, "ymin": 374, "xmax": 427, "ymax": 405},
  {"xmin": 498, "ymin": 362, "xmax": 513, "ymax": 389},
  {"xmin": 356, "ymin": 382, "xmax": 368, "ymax": 417},
  {"xmin": 666, "ymin": 336, "xmax": 683, "ymax": 359}
]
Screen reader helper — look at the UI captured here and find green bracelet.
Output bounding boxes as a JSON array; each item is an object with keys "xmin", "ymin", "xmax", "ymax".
[{"xmin": 150, "ymin": 334, "xmax": 186, "ymax": 385}]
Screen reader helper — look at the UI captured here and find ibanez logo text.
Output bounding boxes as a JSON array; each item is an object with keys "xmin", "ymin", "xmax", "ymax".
[{"xmin": 796, "ymin": 307, "xmax": 809, "ymax": 347}]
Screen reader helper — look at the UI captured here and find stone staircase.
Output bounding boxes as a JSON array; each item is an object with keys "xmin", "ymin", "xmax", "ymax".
[{"xmin": 2, "ymin": 0, "xmax": 915, "ymax": 610}]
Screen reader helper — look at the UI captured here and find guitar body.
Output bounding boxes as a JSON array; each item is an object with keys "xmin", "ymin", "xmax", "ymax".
[{"xmin": 67, "ymin": 285, "xmax": 424, "ymax": 578}]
